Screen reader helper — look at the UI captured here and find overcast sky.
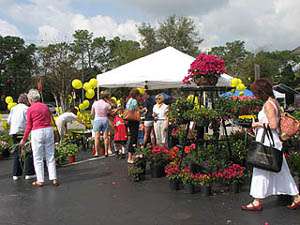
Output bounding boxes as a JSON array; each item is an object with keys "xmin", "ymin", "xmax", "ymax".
[{"xmin": 0, "ymin": 0, "xmax": 299, "ymax": 51}]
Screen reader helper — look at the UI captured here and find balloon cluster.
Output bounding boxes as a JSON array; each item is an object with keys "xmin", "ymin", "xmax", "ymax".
[
  {"xmin": 230, "ymin": 78, "xmax": 246, "ymax": 95},
  {"xmin": 72, "ymin": 78, "xmax": 98, "ymax": 111},
  {"xmin": 5, "ymin": 96, "xmax": 17, "ymax": 111}
]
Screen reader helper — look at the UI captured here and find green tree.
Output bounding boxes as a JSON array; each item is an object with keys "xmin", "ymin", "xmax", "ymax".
[
  {"xmin": 0, "ymin": 36, "xmax": 36, "ymax": 108},
  {"xmin": 138, "ymin": 15, "xmax": 203, "ymax": 56},
  {"xmin": 37, "ymin": 42, "xmax": 80, "ymax": 109},
  {"xmin": 210, "ymin": 40, "xmax": 251, "ymax": 78}
]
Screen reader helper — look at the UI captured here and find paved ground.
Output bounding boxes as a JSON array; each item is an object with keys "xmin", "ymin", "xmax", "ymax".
[{"xmin": 0, "ymin": 157, "xmax": 300, "ymax": 225}]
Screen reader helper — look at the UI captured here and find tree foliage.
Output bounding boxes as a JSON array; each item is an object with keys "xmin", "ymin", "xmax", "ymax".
[{"xmin": 138, "ymin": 15, "xmax": 203, "ymax": 56}]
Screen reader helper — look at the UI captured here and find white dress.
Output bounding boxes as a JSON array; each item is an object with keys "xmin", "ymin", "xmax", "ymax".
[{"xmin": 250, "ymin": 103, "xmax": 299, "ymax": 198}]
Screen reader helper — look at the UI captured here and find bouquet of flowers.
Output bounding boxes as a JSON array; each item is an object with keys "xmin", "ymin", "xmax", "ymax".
[{"xmin": 183, "ymin": 53, "xmax": 226, "ymax": 85}]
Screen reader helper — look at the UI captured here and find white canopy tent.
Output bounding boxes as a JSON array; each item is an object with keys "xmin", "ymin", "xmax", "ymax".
[{"xmin": 97, "ymin": 46, "xmax": 232, "ymax": 89}]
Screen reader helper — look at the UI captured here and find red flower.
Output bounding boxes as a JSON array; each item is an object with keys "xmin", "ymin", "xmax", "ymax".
[{"xmin": 183, "ymin": 53, "xmax": 226, "ymax": 84}]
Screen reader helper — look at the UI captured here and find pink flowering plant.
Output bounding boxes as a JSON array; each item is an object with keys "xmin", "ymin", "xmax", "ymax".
[
  {"xmin": 182, "ymin": 53, "xmax": 226, "ymax": 84},
  {"xmin": 165, "ymin": 163, "xmax": 181, "ymax": 181},
  {"xmin": 212, "ymin": 164, "xmax": 245, "ymax": 185},
  {"xmin": 150, "ymin": 145, "xmax": 170, "ymax": 165},
  {"xmin": 192, "ymin": 172, "xmax": 213, "ymax": 186}
]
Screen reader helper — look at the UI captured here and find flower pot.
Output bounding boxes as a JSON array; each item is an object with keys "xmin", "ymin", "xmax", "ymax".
[
  {"xmin": 68, "ymin": 155, "xmax": 76, "ymax": 164},
  {"xmin": 169, "ymin": 179, "xmax": 180, "ymax": 191},
  {"xmin": 183, "ymin": 183, "xmax": 196, "ymax": 194},
  {"xmin": 150, "ymin": 162, "xmax": 165, "ymax": 178},
  {"xmin": 230, "ymin": 183, "xmax": 240, "ymax": 193},
  {"xmin": 193, "ymin": 75, "xmax": 218, "ymax": 86},
  {"xmin": 201, "ymin": 185, "xmax": 212, "ymax": 196}
]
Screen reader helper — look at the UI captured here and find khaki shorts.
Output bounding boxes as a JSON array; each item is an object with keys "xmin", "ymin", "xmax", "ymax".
[{"xmin": 144, "ymin": 121, "xmax": 154, "ymax": 127}]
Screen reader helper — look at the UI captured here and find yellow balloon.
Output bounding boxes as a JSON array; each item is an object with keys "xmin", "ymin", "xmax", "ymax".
[
  {"xmin": 82, "ymin": 100, "xmax": 90, "ymax": 109},
  {"xmin": 236, "ymin": 83, "xmax": 246, "ymax": 91},
  {"xmin": 85, "ymin": 89, "xmax": 95, "ymax": 99},
  {"xmin": 7, "ymin": 102, "xmax": 17, "ymax": 111},
  {"xmin": 89, "ymin": 78, "xmax": 98, "ymax": 88},
  {"xmin": 79, "ymin": 103, "xmax": 85, "ymax": 111},
  {"xmin": 111, "ymin": 96, "xmax": 117, "ymax": 102},
  {"xmin": 5, "ymin": 96, "xmax": 13, "ymax": 104},
  {"xmin": 83, "ymin": 82, "xmax": 92, "ymax": 91},
  {"xmin": 230, "ymin": 78, "xmax": 241, "ymax": 87},
  {"xmin": 72, "ymin": 79, "xmax": 83, "ymax": 89},
  {"xmin": 137, "ymin": 87, "xmax": 145, "ymax": 95},
  {"xmin": 116, "ymin": 100, "xmax": 121, "ymax": 106}
]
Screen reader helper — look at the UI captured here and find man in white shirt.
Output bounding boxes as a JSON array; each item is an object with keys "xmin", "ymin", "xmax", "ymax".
[
  {"xmin": 7, "ymin": 94, "xmax": 36, "ymax": 181},
  {"xmin": 55, "ymin": 107, "xmax": 80, "ymax": 139}
]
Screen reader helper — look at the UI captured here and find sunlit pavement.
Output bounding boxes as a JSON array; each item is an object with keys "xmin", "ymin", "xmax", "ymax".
[{"xmin": 0, "ymin": 157, "xmax": 300, "ymax": 225}]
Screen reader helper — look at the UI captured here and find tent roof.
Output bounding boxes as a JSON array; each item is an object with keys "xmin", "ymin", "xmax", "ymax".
[{"xmin": 96, "ymin": 46, "xmax": 232, "ymax": 89}]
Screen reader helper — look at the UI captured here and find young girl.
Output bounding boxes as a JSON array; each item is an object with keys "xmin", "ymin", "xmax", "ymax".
[{"xmin": 113, "ymin": 108, "xmax": 127, "ymax": 159}]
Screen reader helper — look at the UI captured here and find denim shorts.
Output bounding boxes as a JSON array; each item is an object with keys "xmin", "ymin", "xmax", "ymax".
[{"xmin": 93, "ymin": 118, "xmax": 109, "ymax": 133}]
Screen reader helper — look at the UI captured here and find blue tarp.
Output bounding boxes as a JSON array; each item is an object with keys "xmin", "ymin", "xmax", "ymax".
[{"xmin": 221, "ymin": 89, "xmax": 254, "ymax": 97}]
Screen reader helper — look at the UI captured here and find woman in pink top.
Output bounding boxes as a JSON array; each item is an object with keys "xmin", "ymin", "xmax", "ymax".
[
  {"xmin": 91, "ymin": 91, "xmax": 111, "ymax": 157},
  {"xmin": 20, "ymin": 89, "xmax": 59, "ymax": 187}
]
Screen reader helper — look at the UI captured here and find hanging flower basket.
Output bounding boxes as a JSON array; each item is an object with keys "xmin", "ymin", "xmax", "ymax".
[
  {"xmin": 183, "ymin": 53, "xmax": 226, "ymax": 86},
  {"xmin": 193, "ymin": 74, "xmax": 219, "ymax": 86}
]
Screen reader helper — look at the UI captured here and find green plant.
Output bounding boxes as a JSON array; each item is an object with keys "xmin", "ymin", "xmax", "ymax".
[
  {"xmin": 128, "ymin": 166, "xmax": 145, "ymax": 182},
  {"xmin": 55, "ymin": 139, "xmax": 79, "ymax": 164},
  {"xmin": 287, "ymin": 152, "xmax": 300, "ymax": 176}
]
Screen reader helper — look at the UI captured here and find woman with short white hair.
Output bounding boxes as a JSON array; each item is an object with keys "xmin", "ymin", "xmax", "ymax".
[
  {"xmin": 153, "ymin": 94, "xmax": 168, "ymax": 146},
  {"xmin": 20, "ymin": 89, "xmax": 59, "ymax": 187}
]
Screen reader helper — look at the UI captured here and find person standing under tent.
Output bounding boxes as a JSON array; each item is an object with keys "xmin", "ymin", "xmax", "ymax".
[
  {"xmin": 142, "ymin": 90, "xmax": 156, "ymax": 147},
  {"xmin": 125, "ymin": 88, "xmax": 141, "ymax": 164},
  {"xmin": 8, "ymin": 94, "xmax": 36, "ymax": 181},
  {"xmin": 91, "ymin": 91, "xmax": 111, "ymax": 157},
  {"xmin": 153, "ymin": 94, "xmax": 169, "ymax": 146}
]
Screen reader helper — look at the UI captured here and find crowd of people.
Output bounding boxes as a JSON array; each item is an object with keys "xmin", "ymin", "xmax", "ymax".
[
  {"xmin": 91, "ymin": 88, "xmax": 170, "ymax": 164},
  {"xmin": 6, "ymin": 81, "xmax": 300, "ymax": 211}
]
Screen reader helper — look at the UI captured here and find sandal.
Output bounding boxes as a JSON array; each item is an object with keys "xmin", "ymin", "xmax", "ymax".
[
  {"xmin": 287, "ymin": 201, "xmax": 300, "ymax": 209},
  {"xmin": 241, "ymin": 202, "xmax": 263, "ymax": 211},
  {"xmin": 52, "ymin": 180, "xmax": 60, "ymax": 187},
  {"xmin": 32, "ymin": 181, "xmax": 44, "ymax": 187}
]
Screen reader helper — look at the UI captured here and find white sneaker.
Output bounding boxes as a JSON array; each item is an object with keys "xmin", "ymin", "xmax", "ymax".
[
  {"xmin": 25, "ymin": 175, "xmax": 36, "ymax": 180},
  {"xmin": 13, "ymin": 176, "xmax": 20, "ymax": 181}
]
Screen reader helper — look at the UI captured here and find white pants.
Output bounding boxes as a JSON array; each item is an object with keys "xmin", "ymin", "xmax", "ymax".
[
  {"xmin": 154, "ymin": 120, "xmax": 168, "ymax": 145},
  {"xmin": 31, "ymin": 127, "xmax": 57, "ymax": 183}
]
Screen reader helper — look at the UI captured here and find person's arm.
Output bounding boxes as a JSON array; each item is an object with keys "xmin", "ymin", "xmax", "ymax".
[
  {"xmin": 7, "ymin": 110, "xmax": 12, "ymax": 125},
  {"xmin": 21, "ymin": 109, "xmax": 33, "ymax": 144},
  {"xmin": 264, "ymin": 102, "xmax": 279, "ymax": 130},
  {"xmin": 91, "ymin": 104, "xmax": 95, "ymax": 117}
]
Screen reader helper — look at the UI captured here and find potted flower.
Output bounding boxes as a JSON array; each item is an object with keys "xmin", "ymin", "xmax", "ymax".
[
  {"xmin": 193, "ymin": 172, "xmax": 213, "ymax": 196},
  {"xmin": 128, "ymin": 166, "xmax": 145, "ymax": 182},
  {"xmin": 65, "ymin": 143, "xmax": 79, "ymax": 163},
  {"xmin": 149, "ymin": 146, "xmax": 169, "ymax": 178},
  {"xmin": 179, "ymin": 167, "xmax": 196, "ymax": 194},
  {"xmin": 0, "ymin": 140, "xmax": 10, "ymax": 159},
  {"xmin": 165, "ymin": 163, "xmax": 181, "ymax": 190},
  {"xmin": 214, "ymin": 164, "xmax": 245, "ymax": 193},
  {"xmin": 55, "ymin": 139, "xmax": 79, "ymax": 164},
  {"xmin": 182, "ymin": 53, "xmax": 226, "ymax": 86}
]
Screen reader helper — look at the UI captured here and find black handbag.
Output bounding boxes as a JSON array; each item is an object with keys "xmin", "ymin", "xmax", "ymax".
[{"xmin": 247, "ymin": 124, "xmax": 283, "ymax": 172}]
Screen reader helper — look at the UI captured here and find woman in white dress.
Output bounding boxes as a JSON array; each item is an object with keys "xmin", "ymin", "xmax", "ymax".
[{"xmin": 241, "ymin": 78, "xmax": 300, "ymax": 211}]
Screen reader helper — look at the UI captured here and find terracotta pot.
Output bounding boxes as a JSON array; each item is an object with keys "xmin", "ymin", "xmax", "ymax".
[
  {"xmin": 193, "ymin": 75, "xmax": 219, "ymax": 86},
  {"xmin": 68, "ymin": 155, "xmax": 76, "ymax": 163}
]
